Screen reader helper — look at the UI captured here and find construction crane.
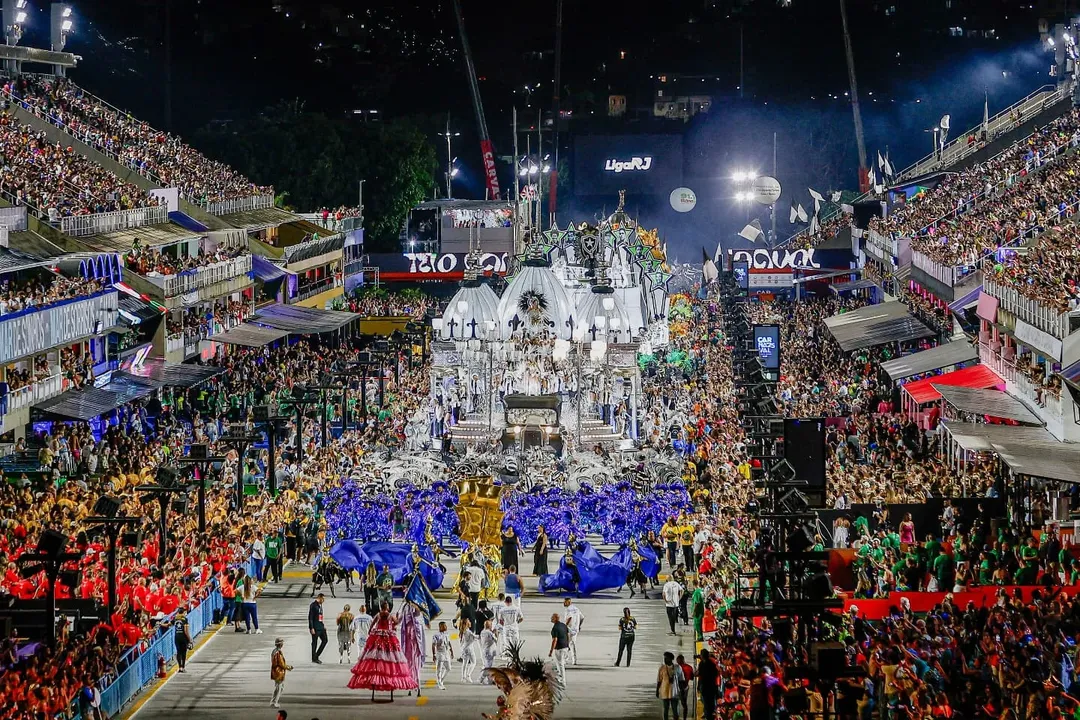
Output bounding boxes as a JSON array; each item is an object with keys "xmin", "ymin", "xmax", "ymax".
[{"xmin": 451, "ymin": 0, "xmax": 501, "ymax": 201}]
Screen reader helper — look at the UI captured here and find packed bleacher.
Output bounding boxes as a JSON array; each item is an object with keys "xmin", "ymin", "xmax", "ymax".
[
  {"xmin": 4, "ymin": 76, "xmax": 272, "ymax": 205},
  {"xmin": 345, "ymin": 291, "xmax": 441, "ymax": 319},
  {"xmin": 870, "ymin": 109, "xmax": 1080, "ymax": 267},
  {"xmin": 0, "ymin": 274, "xmax": 106, "ymax": 317},
  {"xmin": 315, "ymin": 206, "xmax": 362, "ymax": 231},
  {"xmin": 166, "ymin": 300, "xmax": 250, "ymax": 343},
  {"xmin": 988, "ymin": 223, "xmax": 1080, "ymax": 313},
  {"xmin": 0, "ymin": 110, "xmax": 159, "ymax": 219}
]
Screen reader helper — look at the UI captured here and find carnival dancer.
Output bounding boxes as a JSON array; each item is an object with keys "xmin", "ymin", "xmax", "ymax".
[
  {"xmin": 460, "ymin": 618, "xmax": 480, "ymax": 683},
  {"xmin": 401, "ymin": 571, "xmax": 440, "ymax": 697},
  {"xmin": 626, "ymin": 548, "xmax": 650, "ymax": 598},
  {"xmin": 479, "ymin": 618, "xmax": 499, "ymax": 683},
  {"xmin": 431, "ymin": 621, "xmax": 454, "ymax": 690},
  {"xmin": 337, "ymin": 604, "xmax": 355, "ymax": 664},
  {"xmin": 346, "ymin": 602, "xmax": 417, "ymax": 702},
  {"xmin": 497, "ymin": 594, "xmax": 524, "ymax": 652}
]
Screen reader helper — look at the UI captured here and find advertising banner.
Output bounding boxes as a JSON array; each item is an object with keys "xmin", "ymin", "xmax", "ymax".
[
  {"xmin": 752, "ymin": 324, "xmax": 781, "ymax": 369},
  {"xmin": 573, "ymin": 134, "xmax": 683, "ymax": 195},
  {"xmin": 479, "ymin": 139, "xmax": 501, "ymax": 200},
  {"xmin": 369, "ymin": 252, "xmax": 511, "ymax": 281}
]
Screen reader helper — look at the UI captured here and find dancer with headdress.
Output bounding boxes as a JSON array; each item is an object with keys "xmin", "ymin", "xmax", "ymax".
[
  {"xmin": 399, "ymin": 570, "xmax": 440, "ymax": 696},
  {"xmin": 347, "ymin": 602, "xmax": 417, "ymax": 702}
]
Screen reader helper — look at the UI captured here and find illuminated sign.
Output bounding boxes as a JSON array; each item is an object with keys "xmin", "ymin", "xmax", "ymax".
[
  {"xmin": 368, "ymin": 252, "xmax": 511, "ymax": 281},
  {"xmin": 604, "ymin": 156, "xmax": 653, "ymax": 173},
  {"xmin": 732, "ymin": 260, "xmax": 750, "ymax": 290},
  {"xmin": 729, "ymin": 248, "xmax": 822, "ymax": 270},
  {"xmin": 753, "ymin": 325, "xmax": 781, "ymax": 370}
]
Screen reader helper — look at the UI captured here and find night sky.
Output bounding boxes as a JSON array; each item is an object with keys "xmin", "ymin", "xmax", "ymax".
[{"xmin": 24, "ymin": 0, "xmax": 1060, "ymax": 253}]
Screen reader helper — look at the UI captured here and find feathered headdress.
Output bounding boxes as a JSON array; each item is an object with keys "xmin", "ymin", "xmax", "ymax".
[{"xmin": 482, "ymin": 641, "xmax": 561, "ymax": 720}]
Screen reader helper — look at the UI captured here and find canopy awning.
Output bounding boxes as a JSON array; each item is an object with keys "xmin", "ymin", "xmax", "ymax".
[
  {"xmin": 932, "ymin": 384, "xmax": 1042, "ymax": 424},
  {"xmin": 879, "ymin": 341, "xmax": 979, "ymax": 381},
  {"xmin": 903, "ymin": 364, "xmax": 1003, "ymax": 404},
  {"xmin": 942, "ymin": 421, "xmax": 1080, "ymax": 483},
  {"xmin": 211, "ymin": 323, "xmax": 290, "ymax": 347},
  {"xmin": 248, "ymin": 303, "xmax": 358, "ymax": 334},
  {"xmin": 830, "ymin": 278, "xmax": 878, "ymax": 294},
  {"xmin": 824, "ymin": 301, "xmax": 935, "ymax": 351},
  {"xmin": 117, "ymin": 294, "xmax": 163, "ymax": 326},
  {"xmin": 251, "ymin": 255, "xmax": 287, "ymax": 283},
  {"xmin": 33, "ymin": 373, "xmax": 160, "ymax": 421},
  {"xmin": 122, "ymin": 359, "xmax": 226, "ymax": 388}
]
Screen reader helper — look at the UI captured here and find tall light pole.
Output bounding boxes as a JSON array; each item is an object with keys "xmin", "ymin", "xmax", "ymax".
[{"xmin": 439, "ymin": 117, "xmax": 461, "ymax": 199}]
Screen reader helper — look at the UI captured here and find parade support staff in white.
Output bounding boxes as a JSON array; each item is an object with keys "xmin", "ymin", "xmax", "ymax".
[
  {"xmin": 497, "ymin": 595, "xmax": 523, "ymax": 651},
  {"xmin": 561, "ymin": 597, "xmax": 585, "ymax": 665},
  {"xmin": 662, "ymin": 578, "xmax": 683, "ymax": 635},
  {"xmin": 432, "ymin": 621, "xmax": 454, "ymax": 690}
]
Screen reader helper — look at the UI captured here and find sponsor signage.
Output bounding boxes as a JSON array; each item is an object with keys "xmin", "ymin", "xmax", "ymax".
[
  {"xmin": 751, "ymin": 176, "xmax": 782, "ymax": 205},
  {"xmin": 732, "ymin": 260, "xmax": 750, "ymax": 290},
  {"xmin": 604, "ymin": 156, "xmax": 653, "ymax": 173},
  {"xmin": 0, "ymin": 291, "xmax": 118, "ymax": 365},
  {"xmin": 669, "ymin": 187, "xmax": 697, "ymax": 213},
  {"xmin": 480, "ymin": 139, "xmax": 501, "ymax": 200},
  {"xmin": 728, "ymin": 248, "xmax": 822, "ymax": 270},
  {"xmin": 753, "ymin": 324, "xmax": 781, "ymax": 370},
  {"xmin": 369, "ymin": 252, "xmax": 511, "ymax": 280}
]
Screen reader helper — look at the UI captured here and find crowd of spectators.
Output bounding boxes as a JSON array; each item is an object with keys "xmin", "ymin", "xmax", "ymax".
[
  {"xmin": 346, "ymin": 291, "xmax": 441, "ymax": 319},
  {"xmin": 871, "ymin": 110, "xmax": 1080, "ymax": 269},
  {"xmin": 4, "ymin": 355, "xmax": 52, "ymax": 392},
  {"xmin": 4, "ymin": 76, "xmax": 272, "ymax": 205},
  {"xmin": 0, "ymin": 274, "xmax": 105, "ymax": 317},
  {"xmin": 315, "ymin": 206, "xmax": 361, "ymax": 231},
  {"xmin": 166, "ymin": 300, "xmax": 250, "ymax": 343},
  {"xmin": 0, "ymin": 110, "xmax": 159, "ymax": 219},
  {"xmin": 987, "ymin": 224, "xmax": 1080, "ymax": 313},
  {"xmin": 125, "ymin": 240, "xmax": 246, "ymax": 278}
]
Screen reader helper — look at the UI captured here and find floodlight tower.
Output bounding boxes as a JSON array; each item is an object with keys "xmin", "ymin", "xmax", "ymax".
[
  {"xmin": 50, "ymin": 4, "xmax": 73, "ymax": 75},
  {"xmin": 3, "ymin": 0, "xmax": 29, "ymax": 72}
]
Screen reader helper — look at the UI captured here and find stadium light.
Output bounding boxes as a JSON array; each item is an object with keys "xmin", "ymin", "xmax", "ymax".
[
  {"xmin": 15, "ymin": 11, "xmax": 25, "ymax": 22},
  {"xmin": 450, "ymin": 167, "xmax": 459, "ymax": 177},
  {"xmin": 61, "ymin": 5, "xmax": 70, "ymax": 16},
  {"xmin": 732, "ymin": 171, "xmax": 747, "ymax": 182}
]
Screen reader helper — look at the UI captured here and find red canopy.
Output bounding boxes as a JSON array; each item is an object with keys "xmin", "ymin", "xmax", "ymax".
[{"xmin": 903, "ymin": 364, "xmax": 1002, "ymax": 405}]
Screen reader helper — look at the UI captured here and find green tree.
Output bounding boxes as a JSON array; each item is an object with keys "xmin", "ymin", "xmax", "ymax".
[{"xmin": 194, "ymin": 103, "xmax": 437, "ymax": 250}]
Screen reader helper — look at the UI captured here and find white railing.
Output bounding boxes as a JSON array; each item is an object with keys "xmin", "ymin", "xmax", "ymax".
[
  {"xmin": 166, "ymin": 332, "xmax": 186, "ymax": 354},
  {"xmin": 866, "ymin": 229, "xmax": 898, "ymax": 258},
  {"xmin": 982, "ymin": 274, "xmax": 1072, "ymax": 338},
  {"xmin": 59, "ymin": 205, "xmax": 169, "ymax": 237},
  {"xmin": 200, "ymin": 195, "xmax": 275, "ymax": 217},
  {"xmin": 283, "ymin": 232, "xmax": 345, "ymax": 264},
  {"xmin": 899, "ymin": 85, "xmax": 1066, "ymax": 180},
  {"xmin": 980, "ymin": 343, "xmax": 1063, "ymax": 419},
  {"xmin": 159, "ymin": 255, "xmax": 252, "ymax": 298},
  {"xmin": 167, "ymin": 314, "xmax": 246, "ymax": 353},
  {"xmin": 7, "ymin": 373, "xmax": 63, "ymax": 412}
]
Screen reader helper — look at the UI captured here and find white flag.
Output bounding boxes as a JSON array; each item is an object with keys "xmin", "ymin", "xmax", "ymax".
[
  {"xmin": 702, "ymin": 258, "xmax": 719, "ymax": 284},
  {"xmin": 789, "ymin": 204, "xmax": 798, "ymax": 224},
  {"xmin": 883, "ymin": 154, "xmax": 894, "ymax": 177},
  {"xmin": 796, "ymin": 204, "xmax": 808, "ymax": 223},
  {"xmin": 982, "ymin": 92, "xmax": 989, "ymax": 137},
  {"xmin": 739, "ymin": 220, "xmax": 764, "ymax": 242},
  {"xmin": 868, "ymin": 166, "xmax": 877, "ymax": 190},
  {"xmin": 830, "ymin": 191, "xmax": 842, "ymax": 203},
  {"xmin": 808, "ymin": 187, "xmax": 825, "ymax": 202},
  {"xmin": 814, "ymin": 197, "xmax": 821, "ymax": 214},
  {"xmin": 808, "ymin": 215, "xmax": 820, "ymax": 236},
  {"xmin": 841, "ymin": 203, "xmax": 854, "ymax": 214},
  {"xmin": 939, "ymin": 114, "xmax": 951, "ymax": 131},
  {"xmin": 713, "ymin": 241, "xmax": 723, "ymax": 264},
  {"xmin": 877, "ymin": 150, "xmax": 886, "ymax": 171}
]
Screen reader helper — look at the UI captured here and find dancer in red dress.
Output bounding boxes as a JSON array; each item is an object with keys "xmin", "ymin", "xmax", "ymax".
[{"xmin": 347, "ymin": 602, "xmax": 418, "ymax": 702}]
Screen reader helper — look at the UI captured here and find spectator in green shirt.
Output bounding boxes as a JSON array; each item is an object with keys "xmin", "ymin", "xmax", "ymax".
[
  {"xmin": 932, "ymin": 548, "xmax": 954, "ymax": 592},
  {"xmin": 266, "ymin": 530, "xmax": 284, "ymax": 583}
]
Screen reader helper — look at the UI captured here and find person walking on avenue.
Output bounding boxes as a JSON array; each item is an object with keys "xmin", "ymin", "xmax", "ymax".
[
  {"xmin": 663, "ymin": 576, "xmax": 683, "ymax": 635},
  {"xmin": 479, "ymin": 619, "xmax": 498, "ymax": 682},
  {"xmin": 657, "ymin": 652, "xmax": 684, "ymax": 720},
  {"xmin": 691, "ymin": 581, "xmax": 706, "ymax": 642},
  {"xmin": 697, "ymin": 649, "xmax": 720, "ymax": 720},
  {"xmin": 676, "ymin": 654, "xmax": 694, "ymax": 720},
  {"xmin": 309, "ymin": 593, "xmax": 328, "ymax": 663},
  {"xmin": 241, "ymin": 575, "xmax": 262, "ymax": 634},
  {"xmin": 173, "ymin": 611, "xmax": 192, "ymax": 673},
  {"xmin": 548, "ymin": 613, "xmax": 569, "ymax": 687},
  {"xmin": 351, "ymin": 604, "xmax": 373, "ymax": 651},
  {"xmin": 431, "ymin": 621, "xmax": 454, "ymax": 690},
  {"xmin": 614, "ymin": 607, "xmax": 637, "ymax": 667},
  {"xmin": 265, "ymin": 529, "xmax": 284, "ymax": 583},
  {"xmin": 251, "ymin": 534, "xmax": 267, "ymax": 582},
  {"xmin": 270, "ymin": 637, "xmax": 293, "ymax": 709},
  {"xmin": 337, "ymin": 604, "xmax": 356, "ymax": 664},
  {"xmin": 660, "ymin": 516, "xmax": 680, "ymax": 569},
  {"xmin": 561, "ymin": 597, "xmax": 584, "ymax": 665},
  {"xmin": 363, "ymin": 561, "xmax": 378, "ymax": 611}
]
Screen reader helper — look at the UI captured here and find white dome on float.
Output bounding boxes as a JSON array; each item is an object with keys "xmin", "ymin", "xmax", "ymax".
[
  {"xmin": 574, "ymin": 279, "xmax": 633, "ymax": 344},
  {"xmin": 497, "ymin": 254, "xmax": 575, "ymax": 340},
  {"xmin": 438, "ymin": 279, "xmax": 500, "ymax": 341}
]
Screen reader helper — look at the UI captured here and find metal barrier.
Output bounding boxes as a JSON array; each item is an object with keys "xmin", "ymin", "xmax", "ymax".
[
  {"xmin": 898, "ymin": 85, "xmax": 1065, "ymax": 180},
  {"xmin": 200, "ymin": 194, "xmax": 275, "ymax": 217},
  {"xmin": 980, "ymin": 343, "xmax": 1063, "ymax": 418},
  {"xmin": 0, "ymin": 205, "xmax": 27, "ymax": 231},
  {"xmin": 95, "ymin": 557, "xmax": 259, "ymax": 718},
  {"xmin": 982, "ymin": 275, "xmax": 1072, "ymax": 338},
  {"xmin": 6, "ymin": 373, "xmax": 62, "ymax": 412},
  {"xmin": 59, "ymin": 205, "xmax": 170, "ymax": 237},
  {"xmin": 160, "ymin": 255, "xmax": 253, "ymax": 298}
]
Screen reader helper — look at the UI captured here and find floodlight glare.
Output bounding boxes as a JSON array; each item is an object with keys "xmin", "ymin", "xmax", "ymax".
[
  {"xmin": 15, "ymin": 11, "xmax": 26, "ymax": 22},
  {"xmin": 541, "ymin": 164, "xmax": 551, "ymax": 173},
  {"xmin": 519, "ymin": 167, "xmax": 529, "ymax": 176},
  {"xmin": 61, "ymin": 19, "xmax": 72, "ymax": 31},
  {"xmin": 15, "ymin": 0, "xmax": 26, "ymax": 8},
  {"xmin": 450, "ymin": 167, "xmax": 459, "ymax": 177},
  {"xmin": 732, "ymin": 171, "xmax": 747, "ymax": 182},
  {"xmin": 62, "ymin": 6, "xmax": 71, "ymax": 16}
]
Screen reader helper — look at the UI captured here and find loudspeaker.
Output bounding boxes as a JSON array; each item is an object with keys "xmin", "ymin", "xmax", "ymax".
[
  {"xmin": 252, "ymin": 406, "xmax": 269, "ymax": 423},
  {"xmin": 121, "ymin": 530, "xmax": 142, "ymax": 548},
  {"xmin": 804, "ymin": 570, "xmax": 834, "ymax": 600},
  {"xmin": 784, "ymin": 418, "xmax": 826, "ymax": 499},
  {"xmin": 188, "ymin": 443, "xmax": 208, "ymax": 459},
  {"xmin": 171, "ymin": 497, "xmax": 189, "ymax": 515},
  {"xmin": 772, "ymin": 617, "xmax": 793, "ymax": 645},
  {"xmin": 156, "ymin": 466, "xmax": 179, "ymax": 488},
  {"xmin": 810, "ymin": 642, "xmax": 847, "ymax": 674},
  {"xmin": 37, "ymin": 529, "xmax": 69, "ymax": 556},
  {"xmin": 92, "ymin": 496, "xmax": 122, "ymax": 518},
  {"xmin": 786, "ymin": 525, "xmax": 815, "ymax": 553}
]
